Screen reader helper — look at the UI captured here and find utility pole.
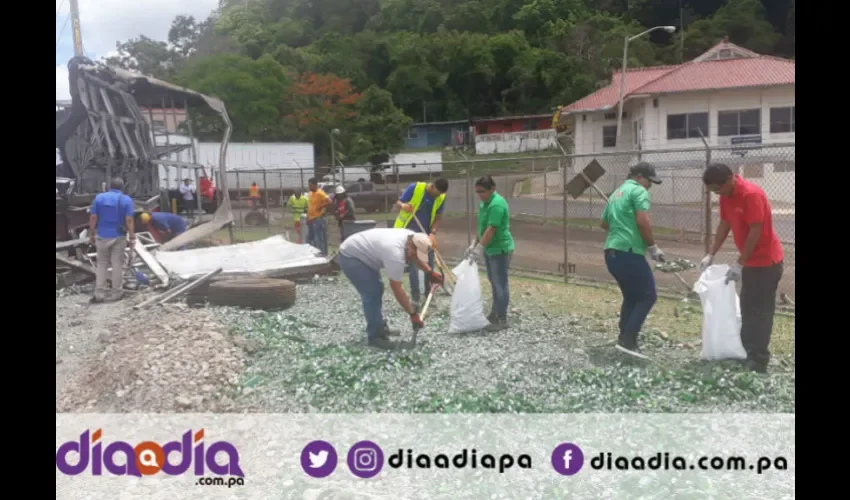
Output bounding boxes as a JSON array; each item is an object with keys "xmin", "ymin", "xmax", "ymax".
[{"xmin": 69, "ymin": 0, "xmax": 85, "ymax": 57}]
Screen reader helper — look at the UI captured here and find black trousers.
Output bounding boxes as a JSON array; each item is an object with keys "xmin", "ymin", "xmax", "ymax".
[{"xmin": 740, "ymin": 261, "xmax": 784, "ymax": 367}]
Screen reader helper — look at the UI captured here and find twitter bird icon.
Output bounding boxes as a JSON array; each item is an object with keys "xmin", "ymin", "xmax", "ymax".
[
  {"xmin": 301, "ymin": 441, "xmax": 338, "ymax": 478},
  {"xmin": 309, "ymin": 450, "xmax": 329, "ymax": 468}
]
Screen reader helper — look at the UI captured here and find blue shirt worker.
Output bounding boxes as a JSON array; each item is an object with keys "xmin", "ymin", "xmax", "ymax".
[
  {"xmin": 89, "ymin": 177, "xmax": 135, "ymax": 303},
  {"xmin": 141, "ymin": 211, "xmax": 188, "ymax": 248},
  {"xmin": 394, "ymin": 178, "xmax": 448, "ymax": 306}
]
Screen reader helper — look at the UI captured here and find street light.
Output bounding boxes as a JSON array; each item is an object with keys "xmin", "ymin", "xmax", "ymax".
[
  {"xmin": 329, "ymin": 128, "xmax": 341, "ymax": 183},
  {"xmin": 616, "ymin": 26, "xmax": 677, "ymax": 147}
]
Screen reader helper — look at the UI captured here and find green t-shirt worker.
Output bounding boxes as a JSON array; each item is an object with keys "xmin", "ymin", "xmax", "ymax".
[
  {"xmin": 600, "ymin": 162, "xmax": 666, "ymax": 358},
  {"xmin": 465, "ymin": 175, "xmax": 515, "ymax": 331}
]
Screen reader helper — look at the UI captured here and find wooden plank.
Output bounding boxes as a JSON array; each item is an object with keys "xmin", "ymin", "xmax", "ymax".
[
  {"xmin": 132, "ymin": 240, "xmax": 170, "ymax": 287},
  {"xmin": 55, "ymin": 254, "xmax": 96, "ymax": 275}
]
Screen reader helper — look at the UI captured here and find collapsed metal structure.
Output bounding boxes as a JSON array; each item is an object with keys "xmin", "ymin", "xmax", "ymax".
[{"xmin": 55, "ymin": 56, "xmax": 235, "ymax": 244}]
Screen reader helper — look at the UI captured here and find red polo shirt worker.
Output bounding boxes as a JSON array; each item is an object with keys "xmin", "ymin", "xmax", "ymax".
[{"xmin": 701, "ymin": 164, "xmax": 784, "ymax": 373}]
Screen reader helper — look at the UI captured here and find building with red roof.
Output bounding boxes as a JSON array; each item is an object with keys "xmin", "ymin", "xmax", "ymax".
[{"xmin": 558, "ymin": 38, "xmax": 795, "ymax": 157}]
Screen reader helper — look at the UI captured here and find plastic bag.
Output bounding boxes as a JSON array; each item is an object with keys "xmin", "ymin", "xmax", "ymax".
[
  {"xmin": 692, "ymin": 264, "xmax": 747, "ymax": 360},
  {"xmin": 447, "ymin": 259, "xmax": 492, "ymax": 334}
]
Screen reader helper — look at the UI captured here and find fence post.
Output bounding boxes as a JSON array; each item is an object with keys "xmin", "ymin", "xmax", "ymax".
[
  {"xmin": 279, "ymin": 171, "xmax": 285, "ymax": 221},
  {"xmin": 263, "ymin": 170, "xmax": 270, "ymax": 234},
  {"xmin": 194, "ymin": 166, "xmax": 202, "ymax": 216},
  {"xmin": 543, "ymin": 165, "xmax": 549, "ymax": 223},
  {"xmin": 236, "ymin": 171, "xmax": 244, "ymax": 230},
  {"xmin": 562, "ymin": 158, "xmax": 569, "ymax": 283},
  {"xmin": 703, "ymin": 147, "xmax": 712, "ymax": 254},
  {"xmin": 466, "ymin": 166, "xmax": 472, "ymax": 246}
]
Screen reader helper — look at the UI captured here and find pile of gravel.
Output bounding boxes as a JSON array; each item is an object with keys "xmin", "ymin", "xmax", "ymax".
[{"xmin": 222, "ymin": 277, "xmax": 795, "ymax": 413}]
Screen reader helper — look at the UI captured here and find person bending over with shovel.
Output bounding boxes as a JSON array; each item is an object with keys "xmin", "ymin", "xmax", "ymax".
[
  {"xmin": 600, "ymin": 163, "xmax": 665, "ymax": 358},
  {"xmin": 338, "ymin": 228, "xmax": 443, "ymax": 350}
]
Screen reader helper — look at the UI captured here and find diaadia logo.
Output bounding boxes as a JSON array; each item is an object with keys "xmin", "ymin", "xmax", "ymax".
[{"xmin": 55, "ymin": 429, "xmax": 245, "ymax": 479}]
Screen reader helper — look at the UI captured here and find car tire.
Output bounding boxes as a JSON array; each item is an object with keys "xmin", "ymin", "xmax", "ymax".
[{"xmin": 207, "ymin": 278, "xmax": 297, "ymax": 310}]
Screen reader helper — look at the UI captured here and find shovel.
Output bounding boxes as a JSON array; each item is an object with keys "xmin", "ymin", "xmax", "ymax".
[
  {"xmin": 406, "ymin": 280, "xmax": 441, "ymax": 348},
  {"xmin": 409, "ymin": 215, "xmax": 456, "ymax": 292}
]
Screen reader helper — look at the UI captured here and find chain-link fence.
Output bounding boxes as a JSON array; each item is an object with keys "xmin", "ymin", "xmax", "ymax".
[{"xmin": 190, "ymin": 143, "xmax": 794, "ymax": 300}]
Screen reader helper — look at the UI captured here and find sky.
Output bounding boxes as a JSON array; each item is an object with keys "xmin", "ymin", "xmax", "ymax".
[{"xmin": 56, "ymin": 0, "xmax": 219, "ymax": 100}]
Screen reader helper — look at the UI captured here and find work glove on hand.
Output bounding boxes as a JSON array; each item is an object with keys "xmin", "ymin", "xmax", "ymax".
[
  {"xmin": 725, "ymin": 263, "xmax": 742, "ymax": 284},
  {"xmin": 648, "ymin": 245, "xmax": 665, "ymax": 262},
  {"xmin": 699, "ymin": 254, "xmax": 714, "ymax": 272},
  {"xmin": 410, "ymin": 312, "xmax": 424, "ymax": 329},
  {"xmin": 428, "ymin": 270, "xmax": 444, "ymax": 286},
  {"xmin": 465, "ymin": 243, "xmax": 483, "ymax": 263}
]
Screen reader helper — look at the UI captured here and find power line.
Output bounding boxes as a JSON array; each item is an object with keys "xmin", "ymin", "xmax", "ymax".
[
  {"xmin": 56, "ymin": 13, "xmax": 69, "ymax": 49},
  {"xmin": 56, "ymin": 0, "xmax": 66, "ymax": 16}
]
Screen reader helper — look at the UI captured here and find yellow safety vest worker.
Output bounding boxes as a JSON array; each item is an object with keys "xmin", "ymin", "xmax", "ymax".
[
  {"xmin": 394, "ymin": 182, "xmax": 445, "ymax": 230},
  {"xmin": 288, "ymin": 194, "xmax": 308, "ymax": 222}
]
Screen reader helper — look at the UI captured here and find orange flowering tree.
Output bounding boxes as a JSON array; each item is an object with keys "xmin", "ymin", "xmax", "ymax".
[{"xmin": 283, "ymin": 72, "xmax": 362, "ymax": 140}]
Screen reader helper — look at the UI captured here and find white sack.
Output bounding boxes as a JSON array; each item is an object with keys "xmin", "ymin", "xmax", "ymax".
[
  {"xmin": 692, "ymin": 264, "xmax": 747, "ymax": 360},
  {"xmin": 448, "ymin": 259, "xmax": 491, "ymax": 334}
]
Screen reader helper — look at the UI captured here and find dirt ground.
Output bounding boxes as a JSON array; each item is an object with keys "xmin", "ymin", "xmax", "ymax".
[{"xmin": 55, "ymin": 287, "xmax": 248, "ymax": 412}]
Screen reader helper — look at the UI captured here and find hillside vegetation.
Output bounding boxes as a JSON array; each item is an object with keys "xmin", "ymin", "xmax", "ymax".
[{"xmin": 103, "ymin": 0, "xmax": 794, "ymax": 163}]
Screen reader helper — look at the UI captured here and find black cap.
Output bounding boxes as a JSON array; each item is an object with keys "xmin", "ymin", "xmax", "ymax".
[{"xmin": 630, "ymin": 162, "xmax": 662, "ymax": 184}]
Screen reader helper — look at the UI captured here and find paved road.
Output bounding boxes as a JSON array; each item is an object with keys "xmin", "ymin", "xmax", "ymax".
[{"xmin": 442, "ymin": 191, "xmax": 796, "ymax": 244}]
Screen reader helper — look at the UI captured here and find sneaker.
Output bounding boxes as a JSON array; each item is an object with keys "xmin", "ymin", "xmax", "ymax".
[
  {"xmin": 615, "ymin": 338, "xmax": 649, "ymax": 360},
  {"xmin": 486, "ymin": 310, "xmax": 497, "ymax": 324},
  {"xmin": 485, "ymin": 318, "xmax": 508, "ymax": 332},
  {"xmin": 367, "ymin": 335, "xmax": 397, "ymax": 350},
  {"xmin": 380, "ymin": 319, "xmax": 400, "ymax": 337},
  {"xmin": 746, "ymin": 359, "xmax": 767, "ymax": 374}
]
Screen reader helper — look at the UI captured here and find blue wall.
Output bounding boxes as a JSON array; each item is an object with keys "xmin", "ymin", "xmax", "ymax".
[{"xmin": 405, "ymin": 123, "xmax": 467, "ymax": 149}]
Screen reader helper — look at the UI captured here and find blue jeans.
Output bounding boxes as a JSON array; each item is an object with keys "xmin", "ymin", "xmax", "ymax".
[
  {"xmin": 408, "ymin": 249, "xmax": 435, "ymax": 300},
  {"xmin": 604, "ymin": 249, "xmax": 657, "ymax": 343},
  {"xmin": 307, "ymin": 218, "xmax": 328, "ymax": 255},
  {"xmin": 339, "ymin": 253, "xmax": 384, "ymax": 339},
  {"xmin": 485, "ymin": 252, "xmax": 512, "ymax": 319}
]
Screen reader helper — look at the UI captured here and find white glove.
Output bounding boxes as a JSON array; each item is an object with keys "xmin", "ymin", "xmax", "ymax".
[
  {"xmin": 725, "ymin": 263, "xmax": 742, "ymax": 284},
  {"xmin": 648, "ymin": 245, "xmax": 665, "ymax": 262},
  {"xmin": 700, "ymin": 254, "xmax": 714, "ymax": 272},
  {"xmin": 465, "ymin": 243, "xmax": 483, "ymax": 262}
]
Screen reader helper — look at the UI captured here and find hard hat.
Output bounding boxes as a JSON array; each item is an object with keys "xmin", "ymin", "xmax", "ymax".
[
  {"xmin": 140, "ymin": 213, "xmax": 151, "ymax": 224},
  {"xmin": 335, "ymin": 185, "xmax": 345, "ymax": 194}
]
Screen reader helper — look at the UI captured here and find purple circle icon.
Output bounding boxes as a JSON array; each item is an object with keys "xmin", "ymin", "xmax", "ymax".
[
  {"xmin": 551, "ymin": 442, "xmax": 584, "ymax": 475},
  {"xmin": 301, "ymin": 440, "xmax": 338, "ymax": 478},
  {"xmin": 346, "ymin": 440, "xmax": 384, "ymax": 479}
]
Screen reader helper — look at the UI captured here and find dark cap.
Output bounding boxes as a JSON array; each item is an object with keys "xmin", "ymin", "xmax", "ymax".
[{"xmin": 629, "ymin": 162, "xmax": 662, "ymax": 184}]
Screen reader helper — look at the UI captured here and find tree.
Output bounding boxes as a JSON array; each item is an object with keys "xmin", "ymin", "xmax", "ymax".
[
  {"xmin": 282, "ymin": 72, "xmax": 363, "ymax": 151},
  {"xmin": 174, "ymin": 54, "xmax": 291, "ymax": 141},
  {"xmin": 346, "ymin": 86, "xmax": 413, "ymax": 164},
  {"xmin": 104, "ymin": 35, "xmax": 178, "ymax": 79}
]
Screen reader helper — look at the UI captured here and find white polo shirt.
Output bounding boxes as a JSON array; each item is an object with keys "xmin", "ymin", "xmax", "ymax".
[{"xmin": 339, "ymin": 228, "xmax": 413, "ymax": 282}]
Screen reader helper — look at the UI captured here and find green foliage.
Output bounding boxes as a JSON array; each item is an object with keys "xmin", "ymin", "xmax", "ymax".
[
  {"xmin": 174, "ymin": 54, "xmax": 290, "ymax": 141},
  {"xmin": 104, "ymin": 0, "xmax": 793, "ymax": 147}
]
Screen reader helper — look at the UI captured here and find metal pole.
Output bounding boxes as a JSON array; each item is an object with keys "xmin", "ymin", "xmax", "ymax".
[
  {"xmin": 236, "ymin": 172, "xmax": 244, "ymax": 230},
  {"xmin": 184, "ymin": 98, "xmax": 197, "ymax": 164},
  {"xmin": 466, "ymin": 167, "xmax": 472, "ymax": 246},
  {"xmin": 562, "ymin": 159, "xmax": 569, "ymax": 283},
  {"xmin": 616, "ymin": 36, "xmax": 629, "ymax": 147},
  {"xmin": 330, "ymin": 131, "xmax": 336, "ymax": 184},
  {"xmin": 543, "ymin": 165, "xmax": 549, "ymax": 223},
  {"xmin": 68, "ymin": 0, "xmax": 85, "ymax": 57},
  {"xmin": 263, "ymin": 170, "xmax": 270, "ymax": 234}
]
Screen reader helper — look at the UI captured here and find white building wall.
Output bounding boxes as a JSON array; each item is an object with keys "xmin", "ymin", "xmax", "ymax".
[
  {"xmin": 474, "ymin": 130, "xmax": 559, "ymax": 155},
  {"xmin": 566, "ymin": 86, "xmax": 794, "ymax": 204}
]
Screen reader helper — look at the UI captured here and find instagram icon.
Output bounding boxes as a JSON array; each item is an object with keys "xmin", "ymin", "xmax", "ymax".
[{"xmin": 346, "ymin": 440, "xmax": 384, "ymax": 479}]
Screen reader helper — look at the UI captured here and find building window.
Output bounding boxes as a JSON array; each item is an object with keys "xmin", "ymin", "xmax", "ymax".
[
  {"xmin": 408, "ymin": 128, "xmax": 418, "ymax": 139},
  {"xmin": 667, "ymin": 112, "xmax": 709, "ymax": 140},
  {"xmin": 478, "ymin": 125, "xmax": 488, "ymax": 135},
  {"xmin": 152, "ymin": 120, "xmax": 165, "ymax": 128},
  {"xmin": 602, "ymin": 125, "xmax": 617, "ymax": 148},
  {"xmin": 773, "ymin": 162, "xmax": 795, "ymax": 173},
  {"xmin": 718, "ymin": 109, "xmax": 761, "ymax": 136},
  {"xmin": 769, "ymin": 107, "xmax": 795, "ymax": 133}
]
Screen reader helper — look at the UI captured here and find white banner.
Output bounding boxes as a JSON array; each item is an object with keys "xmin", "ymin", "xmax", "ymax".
[{"xmin": 56, "ymin": 414, "xmax": 794, "ymax": 499}]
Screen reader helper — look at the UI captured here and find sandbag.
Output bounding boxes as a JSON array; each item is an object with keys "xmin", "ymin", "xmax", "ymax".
[
  {"xmin": 692, "ymin": 264, "xmax": 747, "ymax": 360},
  {"xmin": 448, "ymin": 259, "xmax": 491, "ymax": 334}
]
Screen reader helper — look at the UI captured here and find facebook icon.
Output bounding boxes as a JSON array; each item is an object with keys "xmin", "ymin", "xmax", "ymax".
[{"xmin": 552, "ymin": 443, "xmax": 584, "ymax": 475}]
